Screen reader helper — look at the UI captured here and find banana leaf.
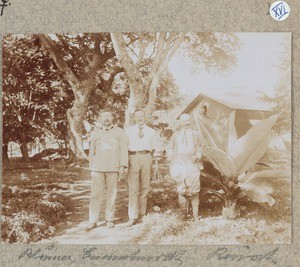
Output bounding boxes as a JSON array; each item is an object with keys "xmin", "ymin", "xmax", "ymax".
[
  {"xmin": 192, "ymin": 109, "xmax": 226, "ymax": 150},
  {"xmin": 228, "ymin": 114, "xmax": 279, "ymax": 174},
  {"xmin": 237, "ymin": 133, "xmax": 272, "ymax": 174},
  {"xmin": 238, "ymin": 169, "xmax": 290, "ymax": 206},
  {"xmin": 202, "ymin": 147, "xmax": 237, "ymax": 179}
]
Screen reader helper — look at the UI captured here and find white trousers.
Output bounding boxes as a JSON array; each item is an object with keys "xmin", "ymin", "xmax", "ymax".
[{"xmin": 88, "ymin": 172, "xmax": 118, "ymax": 223}]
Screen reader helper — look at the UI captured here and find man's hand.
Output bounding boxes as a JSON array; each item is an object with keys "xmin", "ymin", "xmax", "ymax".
[{"xmin": 118, "ymin": 166, "xmax": 126, "ymax": 181}]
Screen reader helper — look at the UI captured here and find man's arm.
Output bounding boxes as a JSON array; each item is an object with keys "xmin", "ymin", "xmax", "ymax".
[
  {"xmin": 89, "ymin": 131, "xmax": 96, "ymax": 171},
  {"xmin": 167, "ymin": 133, "xmax": 176, "ymax": 161},
  {"xmin": 194, "ymin": 131, "xmax": 203, "ymax": 160},
  {"xmin": 120, "ymin": 129, "xmax": 128, "ymax": 168},
  {"xmin": 119, "ymin": 129, "xmax": 129, "ymax": 180}
]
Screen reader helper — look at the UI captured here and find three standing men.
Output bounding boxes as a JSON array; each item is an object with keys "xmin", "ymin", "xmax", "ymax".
[{"xmin": 86, "ymin": 110, "xmax": 202, "ymax": 230}]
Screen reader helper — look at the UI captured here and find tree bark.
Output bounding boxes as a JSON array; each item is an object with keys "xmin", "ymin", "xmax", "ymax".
[
  {"xmin": 66, "ymin": 87, "xmax": 91, "ymax": 162},
  {"xmin": 111, "ymin": 33, "xmax": 147, "ymax": 126},
  {"xmin": 19, "ymin": 133, "xmax": 30, "ymax": 162},
  {"xmin": 2, "ymin": 142, "xmax": 9, "ymax": 164},
  {"xmin": 144, "ymin": 34, "xmax": 184, "ymax": 118}
]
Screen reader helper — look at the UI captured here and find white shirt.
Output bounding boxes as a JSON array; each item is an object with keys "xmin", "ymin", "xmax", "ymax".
[
  {"xmin": 125, "ymin": 124, "xmax": 160, "ymax": 152},
  {"xmin": 176, "ymin": 129, "xmax": 195, "ymax": 155}
]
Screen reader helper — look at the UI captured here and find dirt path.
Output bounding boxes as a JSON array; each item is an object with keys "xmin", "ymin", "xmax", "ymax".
[
  {"xmin": 39, "ymin": 173, "xmax": 147, "ymax": 245},
  {"xmin": 49, "ymin": 220, "xmax": 146, "ymax": 245}
]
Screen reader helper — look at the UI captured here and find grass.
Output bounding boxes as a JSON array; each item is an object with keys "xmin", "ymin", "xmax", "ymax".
[
  {"xmin": 1, "ymin": 167, "xmax": 79, "ymax": 243},
  {"xmin": 1, "ymin": 163, "xmax": 291, "ymax": 245},
  {"xmin": 142, "ymin": 177, "xmax": 291, "ymax": 245}
]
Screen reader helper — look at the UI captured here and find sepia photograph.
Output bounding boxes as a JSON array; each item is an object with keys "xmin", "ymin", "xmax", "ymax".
[{"xmin": 1, "ymin": 32, "xmax": 291, "ymax": 245}]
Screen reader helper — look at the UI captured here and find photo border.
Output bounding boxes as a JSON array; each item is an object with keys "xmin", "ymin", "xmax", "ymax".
[{"xmin": 0, "ymin": 0, "xmax": 299, "ymax": 266}]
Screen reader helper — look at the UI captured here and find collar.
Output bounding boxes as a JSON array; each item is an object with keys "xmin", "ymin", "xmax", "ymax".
[{"xmin": 135, "ymin": 124, "xmax": 146, "ymax": 129}]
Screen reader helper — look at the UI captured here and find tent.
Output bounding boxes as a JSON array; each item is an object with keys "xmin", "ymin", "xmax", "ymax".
[{"xmin": 179, "ymin": 93, "xmax": 272, "ymax": 152}]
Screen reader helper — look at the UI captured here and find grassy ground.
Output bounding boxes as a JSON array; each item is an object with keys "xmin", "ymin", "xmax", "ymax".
[
  {"xmin": 1, "ymin": 166, "xmax": 85, "ymax": 243},
  {"xmin": 1, "ymin": 162, "xmax": 291, "ymax": 244}
]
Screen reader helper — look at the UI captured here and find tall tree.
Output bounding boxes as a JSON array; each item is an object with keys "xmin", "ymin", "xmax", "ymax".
[
  {"xmin": 110, "ymin": 32, "xmax": 240, "ymax": 126},
  {"xmin": 2, "ymin": 35, "xmax": 68, "ymax": 162},
  {"xmin": 36, "ymin": 33, "xmax": 116, "ymax": 162}
]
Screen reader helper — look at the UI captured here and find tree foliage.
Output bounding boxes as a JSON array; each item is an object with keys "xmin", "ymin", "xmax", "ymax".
[
  {"xmin": 2, "ymin": 35, "xmax": 72, "ymax": 160},
  {"xmin": 258, "ymin": 41, "xmax": 291, "ymax": 135},
  {"xmin": 3, "ymin": 32, "xmax": 240, "ymax": 162}
]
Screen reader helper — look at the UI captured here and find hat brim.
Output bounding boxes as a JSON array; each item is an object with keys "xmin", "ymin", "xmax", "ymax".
[{"xmin": 169, "ymin": 160, "xmax": 187, "ymax": 183}]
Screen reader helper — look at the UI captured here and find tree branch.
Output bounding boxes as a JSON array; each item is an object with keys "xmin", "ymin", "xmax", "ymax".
[
  {"xmin": 110, "ymin": 32, "xmax": 142, "ymax": 92},
  {"xmin": 137, "ymin": 35, "xmax": 151, "ymax": 67},
  {"xmin": 146, "ymin": 32, "xmax": 167, "ymax": 85},
  {"xmin": 86, "ymin": 34, "xmax": 116, "ymax": 82},
  {"xmin": 36, "ymin": 34, "xmax": 81, "ymax": 95},
  {"xmin": 144, "ymin": 33, "xmax": 184, "ymax": 117}
]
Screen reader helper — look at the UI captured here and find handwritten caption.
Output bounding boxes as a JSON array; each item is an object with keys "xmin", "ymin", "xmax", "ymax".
[
  {"xmin": 17, "ymin": 245, "xmax": 281, "ymax": 265},
  {"xmin": 207, "ymin": 246, "xmax": 279, "ymax": 264},
  {"xmin": 0, "ymin": 0, "xmax": 10, "ymax": 16},
  {"xmin": 18, "ymin": 245, "xmax": 187, "ymax": 266}
]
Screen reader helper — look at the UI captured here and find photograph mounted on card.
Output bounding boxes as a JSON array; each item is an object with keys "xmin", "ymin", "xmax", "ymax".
[{"xmin": 2, "ymin": 32, "xmax": 291, "ymax": 245}]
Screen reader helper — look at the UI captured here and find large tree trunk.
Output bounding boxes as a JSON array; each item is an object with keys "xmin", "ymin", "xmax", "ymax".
[
  {"xmin": 110, "ymin": 33, "xmax": 147, "ymax": 127},
  {"xmin": 66, "ymin": 80, "xmax": 92, "ymax": 162},
  {"xmin": 37, "ymin": 34, "xmax": 115, "ymax": 162},
  {"xmin": 67, "ymin": 103, "xmax": 87, "ymax": 161},
  {"xmin": 19, "ymin": 133, "xmax": 30, "ymax": 162},
  {"xmin": 2, "ymin": 142, "xmax": 9, "ymax": 164},
  {"xmin": 111, "ymin": 32, "xmax": 184, "ymax": 126},
  {"xmin": 124, "ymin": 87, "xmax": 146, "ymax": 127}
]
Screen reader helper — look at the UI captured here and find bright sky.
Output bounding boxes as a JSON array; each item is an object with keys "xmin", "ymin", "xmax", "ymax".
[{"xmin": 168, "ymin": 33, "xmax": 291, "ymax": 109}]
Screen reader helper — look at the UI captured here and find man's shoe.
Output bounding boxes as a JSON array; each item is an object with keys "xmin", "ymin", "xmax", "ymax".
[
  {"xmin": 138, "ymin": 214, "xmax": 145, "ymax": 221},
  {"xmin": 125, "ymin": 219, "xmax": 137, "ymax": 227},
  {"xmin": 106, "ymin": 221, "xmax": 115, "ymax": 228},
  {"xmin": 84, "ymin": 223, "xmax": 97, "ymax": 231}
]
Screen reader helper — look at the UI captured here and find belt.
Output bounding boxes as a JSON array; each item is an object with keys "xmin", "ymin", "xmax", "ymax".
[{"xmin": 129, "ymin": 150, "xmax": 151, "ymax": 155}]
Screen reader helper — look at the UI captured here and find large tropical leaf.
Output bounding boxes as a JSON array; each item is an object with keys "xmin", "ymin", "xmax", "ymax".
[
  {"xmin": 192, "ymin": 109, "xmax": 226, "ymax": 150},
  {"xmin": 236, "ymin": 133, "xmax": 272, "ymax": 174},
  {"xmin": 228, "ymin": 114, "xmax": 279, "ymax": 174},
  {"xmin": 202, "ymin": 147, "xmax": 237, "ymax": 178},
  {"xmin": 238, "ymin": 169, "xmax": 290, "ymax": 206}
]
